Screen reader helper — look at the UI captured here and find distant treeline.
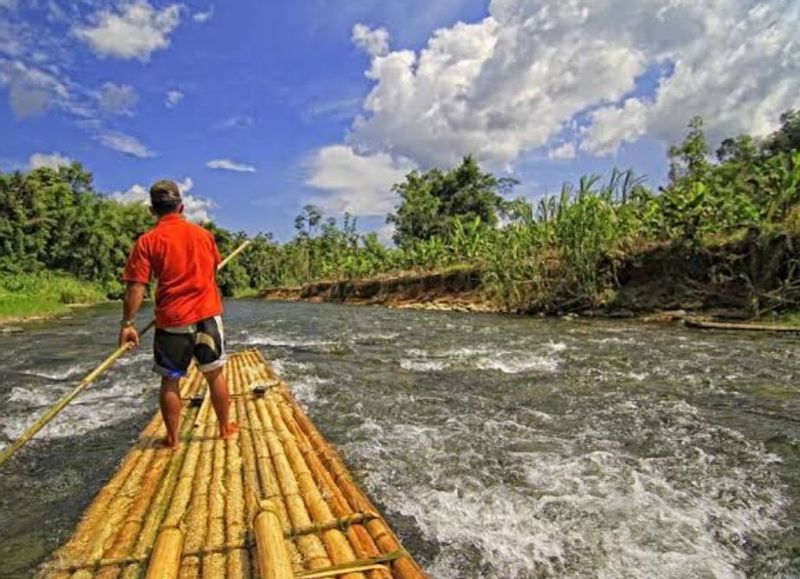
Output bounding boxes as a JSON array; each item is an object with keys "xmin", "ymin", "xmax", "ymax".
[{"xmin": 1, "ymin": 110, "xmax": 799, "ymax": 312}]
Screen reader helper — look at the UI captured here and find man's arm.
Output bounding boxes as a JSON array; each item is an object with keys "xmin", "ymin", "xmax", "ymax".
[{"xmin": 119, "ymin": 282, "xmax": 147, "ymax": 347}]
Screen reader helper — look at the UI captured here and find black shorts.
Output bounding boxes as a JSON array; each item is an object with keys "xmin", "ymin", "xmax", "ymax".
[{"xmin": 153, "ymin": 315, "xmax": 227, "ymax": 378}]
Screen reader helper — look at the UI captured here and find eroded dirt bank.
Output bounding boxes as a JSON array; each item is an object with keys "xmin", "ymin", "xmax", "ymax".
[{"xmin": 262, "ymin": 233, "xmax": 800, "ymax": 319}]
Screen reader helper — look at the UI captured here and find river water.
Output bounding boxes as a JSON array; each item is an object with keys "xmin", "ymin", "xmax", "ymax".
[{"xmin": 1, "ymin": 300, "xmax": 799, "ymax": 578}]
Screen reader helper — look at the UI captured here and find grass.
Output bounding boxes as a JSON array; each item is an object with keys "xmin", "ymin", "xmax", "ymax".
[
  {"xmin": 0, "ymin": 271, "xmax": 105, "ymax": 321},
  {"xmin": 771, "ymin": 310, "xmax": 800, "ymax": 327}
]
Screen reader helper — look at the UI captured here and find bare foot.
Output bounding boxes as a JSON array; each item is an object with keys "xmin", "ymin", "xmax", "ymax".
[
  {"xmin": 158, "ymin": 435, "xmax": 180, "ymax": 449},
  {"xmin": 220, "ymin": 421, "xmax": 239, "ymax": 440}
]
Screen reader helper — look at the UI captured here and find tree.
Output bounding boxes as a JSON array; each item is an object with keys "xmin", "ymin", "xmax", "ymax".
[
  {"xmin": 387, "ymin": 155, "xmax": 516, "ymax": 247},
  {"xmin": 668, "ymin": 116, "xmax": 711, "ymax": 183},
  {"xmin": 761, "ymin": 109, "xmax": 800, "ymax": 156}
]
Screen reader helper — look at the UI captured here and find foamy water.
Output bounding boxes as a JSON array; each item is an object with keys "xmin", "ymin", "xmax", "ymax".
[{"xmin": 1, "ymin": 301, "xmax": 799, "ymax": 577}]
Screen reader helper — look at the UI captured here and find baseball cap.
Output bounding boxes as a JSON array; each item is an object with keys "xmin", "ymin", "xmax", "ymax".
[{"xmin": 149, "ymin": 179, "xmax": 182, "ymax": 206}]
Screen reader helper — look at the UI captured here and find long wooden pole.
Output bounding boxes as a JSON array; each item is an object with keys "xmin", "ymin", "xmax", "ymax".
[{"xmin": 0, "ymin": 239, "xmax": 252, "ymax": 468}]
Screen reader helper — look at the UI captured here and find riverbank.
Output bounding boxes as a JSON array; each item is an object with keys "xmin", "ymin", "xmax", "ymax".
[
  {"xmin": 262, "ymin": 233, "xmax": 800, "ymax": 322},
  {"xmin": 261, "ymin": 266, "xmax": 500, "ymax": 314},
  {"xmin": 0, "ymin": 272, "xmax": 106, "ymax": 327}
]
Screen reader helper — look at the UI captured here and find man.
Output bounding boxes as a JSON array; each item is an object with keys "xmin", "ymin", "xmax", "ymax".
[{"xmin": 119, "ymin": 179, "xmax": 237, "ymax": 448}]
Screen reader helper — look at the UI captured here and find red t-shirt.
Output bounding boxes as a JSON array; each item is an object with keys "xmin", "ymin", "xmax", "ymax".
[{"xmin": 123, "ymin": 213, "xmax": 223, "ymax": 328}]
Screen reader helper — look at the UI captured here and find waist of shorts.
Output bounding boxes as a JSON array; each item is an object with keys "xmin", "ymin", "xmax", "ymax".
[{"xmin": 158, "ymin": 314, "xmax": 222, "ymax": 333}]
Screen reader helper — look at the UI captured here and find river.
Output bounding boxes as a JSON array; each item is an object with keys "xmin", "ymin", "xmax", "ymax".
[{"xmin": 1, "ymin": 300, "xmax": 798, "ymax": 578}]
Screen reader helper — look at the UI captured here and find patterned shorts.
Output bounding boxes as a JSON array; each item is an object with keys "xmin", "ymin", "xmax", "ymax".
[{"xmin": 153, "ymin": 315, "xmax": 227, "ymax": 378}]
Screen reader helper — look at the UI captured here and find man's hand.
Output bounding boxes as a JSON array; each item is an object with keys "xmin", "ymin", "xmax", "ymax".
[{"xmin": 119, "ymin": 326, "xmax": 140, "ymax": 348}]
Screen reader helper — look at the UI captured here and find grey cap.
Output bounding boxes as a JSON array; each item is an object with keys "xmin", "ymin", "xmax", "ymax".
[{"xmin": 149, "ymin": 179, "xmax": 182, "ymax": 206}]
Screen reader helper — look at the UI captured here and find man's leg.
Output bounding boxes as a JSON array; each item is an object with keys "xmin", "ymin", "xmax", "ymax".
[
  {"xmin": 203, "ymin": 367, "xmax": 238, "ymax": 438},
  {"xmin": 159, "ymin": 377, "xmax": 182, "ymax": 448}
]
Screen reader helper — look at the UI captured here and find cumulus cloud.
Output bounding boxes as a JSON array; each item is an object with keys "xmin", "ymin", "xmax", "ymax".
[
  {"xmin": 547, "ymin": 142, "xmax": 576, "ymax": 161},
  {"xmin": 28, "ymin": 152, "xmax": 72, "ymax": 170},
  {"xmin": 111, "ymin": 177, "xmax": 214, "ymax": 222},
  {"xmin": 193, "ymin": 6, "xmax": 214, "ymax": 23},
  {"xmin": 351, "ymin": 23, "xmax": 390, "ymax": 57},
  {"xmin": 73, "ymin": 1, "xmax": 182, "ymax": 61},
  {"xmin": 98, "ymin": 132, "xmax": 155, "ymax": 158},
  {"xmin": 206, "ymin": 159, "xmax": 256, "ymax": 172},
  {"xmin": 306, "ymin": 145, "xmax": 415, "ymax": 215},
  {"xmin": 165, "ymin": 89, "xmax": 184, "ymax": 108},
  {"xmin": 341, "ymin": 0, "xmax": 800, "ymax": 168},
  {"xmin": 96, "ymin": 82, "xmax": 138, "ymax": 116},
  {"xmin": 580, "ymin": 98, "xmax": 649, "ymax": 156}
]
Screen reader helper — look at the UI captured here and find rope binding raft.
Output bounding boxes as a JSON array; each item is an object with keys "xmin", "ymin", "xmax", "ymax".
[{"xmin": 0, "ymin": 239, "xmax": 252, "ymax": 468}]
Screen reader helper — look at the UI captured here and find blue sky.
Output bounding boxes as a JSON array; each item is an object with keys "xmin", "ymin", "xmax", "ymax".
[{"xmin": 1, "ymin": 0, "xmax": 797, "ymax": 240}]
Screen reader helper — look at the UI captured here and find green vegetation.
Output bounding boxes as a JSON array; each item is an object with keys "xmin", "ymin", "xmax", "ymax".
[
  {"xmin": 0, "ymin": 271, "xmax": 105, "ymax": 319},
  {"xmin": 1, "ymin": 110, "xmax": 799, "ymax": 319}
]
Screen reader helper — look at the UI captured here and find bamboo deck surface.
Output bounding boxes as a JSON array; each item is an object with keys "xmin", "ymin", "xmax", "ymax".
[{"xmin": 38, "ymin": 349, "xmax": 427, "ymax": 579}]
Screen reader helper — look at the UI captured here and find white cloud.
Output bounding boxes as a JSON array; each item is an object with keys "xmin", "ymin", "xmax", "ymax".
[
  {"xmin": 216, "ymin": 115, "xmax": 253, "ymax": 129},
  {"xmin": 580, "ymin": 98, "xmax": 649, "ymax": 156},
  {"xmin": 98, "ymin": 132, "xmax": 155, "ymax": 158},
  {"xmin": 547, "ymin": 142, "xmax": 576, "ymax": 161},
  {"xmin": 28, "ymin": 152, "xmax": 72, "ymax": 170},
  {"xmin": 96, "ymin": 82, "xmax": 138, "ymax": 116},
  {"xmin": 193, "ymin": 6, "xmax": 214, "ymax": 23},
  {"xmin": 165, "ymin": 89, "xmax": 184, "ymax": 108},
  {"xmin": 342, "ymin": 0, "xmax": 800, "ymax": 168},
  {"xmin": 111, "ymin": 177, "xmax": 214, "ymax": 222},
  {"xmin": 352, "ymin": 23, "xmax": 390, "ymax": 57},
  {"xmin": 0, "ymin": 59, "xmax": 68, "ymax": 118},
  {"xmin": 0, "ymin": 0, "xmax": 17, "ymax": 10},
  {"xmin": 73, "ymin": 1, "xmax": 182, "ymax": 61},
  {"xmin": 306, "ymin": 145, "xmax": 415, "ymax": 216},
  {"xmin": 206, "ymin": 159, "xmax": 256, "ymax": 172}
]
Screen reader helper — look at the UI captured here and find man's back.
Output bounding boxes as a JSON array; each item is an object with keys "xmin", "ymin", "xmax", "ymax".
[{"xmin": 123, "ymin": 213, "xmax": 222, "ymax": 328}]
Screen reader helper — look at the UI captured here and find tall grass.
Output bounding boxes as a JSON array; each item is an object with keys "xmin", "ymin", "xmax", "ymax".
[{"xmin": 0, "ymin": 271, "xmax": 105, "ymax": 319}]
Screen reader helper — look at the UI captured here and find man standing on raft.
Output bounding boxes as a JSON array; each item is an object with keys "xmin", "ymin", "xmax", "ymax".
[{"xmin": 118, "ymin": 179, "xmax": 238, "ymax": 448}]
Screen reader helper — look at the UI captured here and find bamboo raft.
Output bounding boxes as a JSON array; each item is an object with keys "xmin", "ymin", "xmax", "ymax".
[{"xmin": 37, "ymin": 349, "xmax": 427, "ymax": 579}]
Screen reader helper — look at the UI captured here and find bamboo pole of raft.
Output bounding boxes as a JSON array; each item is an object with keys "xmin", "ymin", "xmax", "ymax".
[
  {"xmin": 254, "ymin": 501, "xmax": 293, "ymax": 579},
  {"xmin": 262, "ymin": 393, "xmax": 365, "ymax": 579},
  {"xmin": 41, "ymin": 375, "xmax": 202, "ymax": 578},
  {"xmin": 250, "ymin": 395, "xmax": 332, "ymax": 571},
  {"xmin": 144, "ymin": 528, "xmax": 184, "ymax": 579},
  {"xmin": 0, "ymin": 240, "xmax": 251, "ymax": 468},
  {"xmin": 242, "ymin": 351, "xmax": 389, "ymax": 579},
  {"xmin": 247, "ymin": 353, "xmax": 427, "ymax": 579},
  {"xmin": 244, "ymin": 352, "xmax": 390, "ymax": 579}
]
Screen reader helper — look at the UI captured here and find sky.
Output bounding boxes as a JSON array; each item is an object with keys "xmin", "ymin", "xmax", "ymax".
[{"xmin": 1, "ymin": 0, "xmax": 798, "ymax": 240}]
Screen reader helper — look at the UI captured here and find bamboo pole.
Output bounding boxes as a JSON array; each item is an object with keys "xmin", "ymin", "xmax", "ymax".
[
  {"xmin": 254, "ymin": 501, "xmax": 293, "ymax": 579},
  {"xmin": 226, "ymin": 356, "xmax": 251, "ymax": 579},
  {"xmin": 0, "ymin": 240, "xmax": 252, "ymax": 468},
  {"xmin": 119, "ymin": 403, "xmax": 202, "ymax": 578},
  {"xmin": 259, "ymin": 352, "xmax": 427, "ymax": 579},
  {"xmin": 179, "ymin": 393, "xmax": 217, "ymax": 579},
  {"xmin": 243, "ymin": 351, "xmax": 386, "ymax": 577},
  {"xmin": 203, "ymin": 405, "xmax": 229, "ymax": 577},
  {"xmin": 107, "ymin": 372, "xmax": 204, "ymax": 563},
  {"xmin": 250, "ymin": 396, "xmax": 330, "ymax": 570},
  {"xmin": 685, "ymin": 317, "xmax": 800, "ymax": 333},
  {"xmin": 144, "ymin": 528, "xmax": 184, "ymax": 579},
  {"xmin": 275, "ymin": 397, "xmax": 389, "ymax": 579},
  {"xmin": 263, "ymin": 391, "xmax": 365, "ymax": 579}
]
